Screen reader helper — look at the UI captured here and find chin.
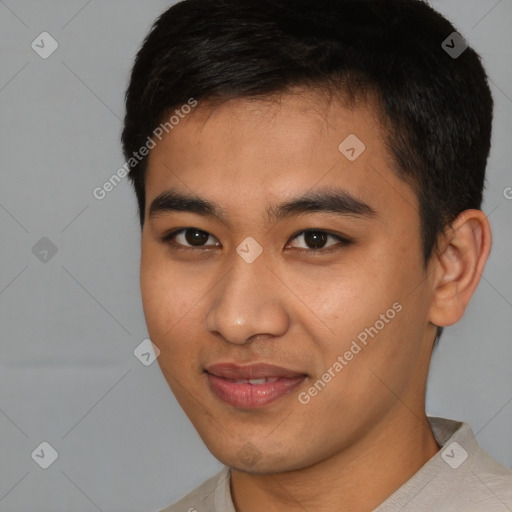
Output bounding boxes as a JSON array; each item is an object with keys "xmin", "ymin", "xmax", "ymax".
[{"xmin": 203, "ymin": 436, "xmax": 306, "ymax": 474}]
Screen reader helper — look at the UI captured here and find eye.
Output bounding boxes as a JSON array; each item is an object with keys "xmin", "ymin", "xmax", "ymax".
[
  {"xmin": 286, "ymin": 230, "xmax": 353, "ymax": 253},
  {"xmin": 160, "ymin": 228, "xmax": 220, "ymax": 250},
  {"xmin": 160, "ymin": 228, "xmax": 353, "ymax": 253}
]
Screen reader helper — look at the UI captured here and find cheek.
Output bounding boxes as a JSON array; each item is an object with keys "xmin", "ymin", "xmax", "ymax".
[
  {"xmin": 292, "ymin": 256, "xmax": 389, "ymax": 337},
  {"xmin": 309, "ymin": 248, "xmax": 424, "ymax": 364},
  {"xmin": 140, "ymin": 244, "xmax": 191, "ymax": 340},
  {"xmin": 140, "ymin": 254, "xmax": 167, "ymax": 335},
  {"xmin": 140, "ymin": 262, "xmax": 198, "ymax": 383},
  {"xmin": 139, "ymin": 244, "xmax": 214, "ymax": 373}
]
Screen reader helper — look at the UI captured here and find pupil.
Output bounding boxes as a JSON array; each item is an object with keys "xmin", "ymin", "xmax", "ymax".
[
  {"xmin": 305, "ymin": 231, "xmax": 327, "ymax": 249},
  {"xmin": 182, "ymin": 230, "xmax": 328, "ymax": 249},
  {"xmin": 186, "ymin": 229, "xmax": 209, "ymax": 246}
]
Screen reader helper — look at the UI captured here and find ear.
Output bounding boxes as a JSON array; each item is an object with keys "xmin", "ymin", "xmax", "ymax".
[{"xmin": 428, "ymin": 209, "xmax": 492, "ymax": 327}]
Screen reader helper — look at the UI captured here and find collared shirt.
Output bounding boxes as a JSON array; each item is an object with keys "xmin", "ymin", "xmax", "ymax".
[{"xmin": 158, "ymin": 417, "xmax": 512, "ymax": 511}]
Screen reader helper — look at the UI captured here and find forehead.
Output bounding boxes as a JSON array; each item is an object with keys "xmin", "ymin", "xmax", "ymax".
[{"xmin": 144, "ymin": 89, "xmax": 418, "ymax": 223}]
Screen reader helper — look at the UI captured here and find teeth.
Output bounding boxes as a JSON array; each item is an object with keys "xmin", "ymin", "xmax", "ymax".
[
  {"xmin": 248, "ymin": 378, "xmax": 267, "ymax": 385},
  {"xmin": 233, "ymin": 377, "xmax": 280, "ymax": 384}
]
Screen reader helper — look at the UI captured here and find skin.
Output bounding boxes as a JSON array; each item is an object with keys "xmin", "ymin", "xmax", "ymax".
[{"xmin": 140, "ymin": 87, "xmax": 491, "ymax": 511}]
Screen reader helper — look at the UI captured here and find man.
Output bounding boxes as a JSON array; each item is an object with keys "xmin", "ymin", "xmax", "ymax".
[{"xmin": 121, "ymin": 0, "xmax": 512, "ymax": 510}]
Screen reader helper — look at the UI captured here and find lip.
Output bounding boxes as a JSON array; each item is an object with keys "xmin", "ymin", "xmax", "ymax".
[
  {"xmin": 205, "ymin": 363, "xmax": 308, "ymax": 408},
  {"xmin": 205, "ymin": 362, "xmax": 306, "ymax": 380}
]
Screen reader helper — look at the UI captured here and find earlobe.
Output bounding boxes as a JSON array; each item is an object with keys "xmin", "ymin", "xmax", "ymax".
[{"xmin": 428, "ymin": 209, "xmax": 492, "ymax": 327}]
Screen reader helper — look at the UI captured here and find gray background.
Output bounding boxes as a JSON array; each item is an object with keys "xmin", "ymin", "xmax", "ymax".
[{"xmin": 0, "ymin": 1, "xmax": 511, "ymax": 511}]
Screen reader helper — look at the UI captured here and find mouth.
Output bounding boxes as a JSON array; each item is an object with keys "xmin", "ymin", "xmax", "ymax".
[{"xmin": 204, "ymin": 362, "xmax": 308, "ymax": 408}]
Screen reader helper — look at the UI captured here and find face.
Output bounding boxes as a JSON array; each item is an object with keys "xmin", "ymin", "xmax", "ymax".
[{"xmin": 140, "ymin": 89, "xmax": 438, "ymax": 473}]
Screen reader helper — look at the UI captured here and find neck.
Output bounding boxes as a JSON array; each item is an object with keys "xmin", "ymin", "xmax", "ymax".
[{"xmin": 230, "ymin": 409, "xmax": 440, "ymax": 512}]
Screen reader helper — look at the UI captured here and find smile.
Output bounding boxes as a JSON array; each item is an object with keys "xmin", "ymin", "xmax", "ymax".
[{"xmin": 204, "ymin": 362, "xmax": 308, "ymax": 408}]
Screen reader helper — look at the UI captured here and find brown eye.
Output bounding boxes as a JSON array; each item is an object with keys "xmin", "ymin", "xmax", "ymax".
[
  {"xmin": 288, "ymin": 230, "xmax": 351, "ymax": 251},
  {"xmin": 184, "ymin": 229, "xmax": 210, "ymax": 246},
  {"xmin": 160, "ymin": 228, "xmax": 220, "ymax": 249},
  {"xmin": 303, "ymin": 231, "xmax": 328, "ymax": 249}
]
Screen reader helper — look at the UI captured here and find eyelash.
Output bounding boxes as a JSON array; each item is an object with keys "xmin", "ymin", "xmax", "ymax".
[{"xmin": 159, "ymin": 228, "xmax": 354, "ymax": 255}]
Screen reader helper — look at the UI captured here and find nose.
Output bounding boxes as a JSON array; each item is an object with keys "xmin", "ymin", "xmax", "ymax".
[{"xmin": 204, "ymin": 252, "xmax": 290, "ymax": 345}]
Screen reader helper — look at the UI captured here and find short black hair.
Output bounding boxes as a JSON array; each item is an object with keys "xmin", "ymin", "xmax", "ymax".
[{"xmin": 122, "ymin": 0, "xmax": 493, "ymax": 267}]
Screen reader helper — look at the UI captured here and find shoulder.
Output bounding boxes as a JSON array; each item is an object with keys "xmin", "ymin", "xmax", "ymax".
[
  {"xmin": 157, "ymin": 466, "xmax": 230, "ymax": 512},
  {"xmin": 429, "ymin": 417, "xmax": 512, "ymax": 510},
  {"xmin": 467, "ymin": 443, "xmax": 512, "ymax": 507},
  {"xmin": 377, "ymin": 417, "xmax": 512, "ymax": 511}
]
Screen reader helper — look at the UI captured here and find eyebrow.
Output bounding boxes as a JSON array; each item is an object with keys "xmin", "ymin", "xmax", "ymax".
[{"xmin": 148, "ymin": 187, "xmax": 377, "ymax": 224}]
